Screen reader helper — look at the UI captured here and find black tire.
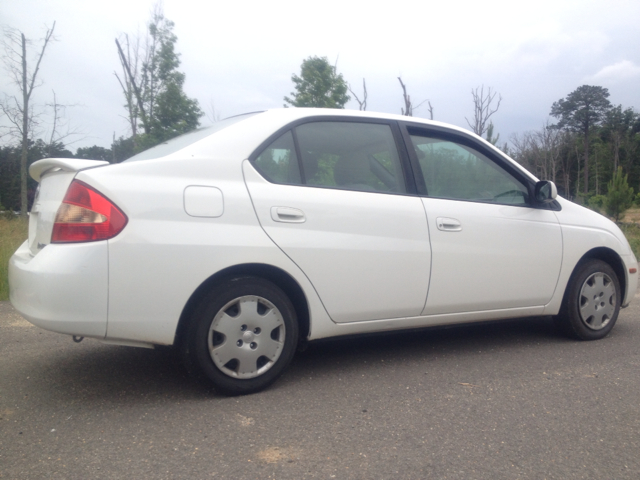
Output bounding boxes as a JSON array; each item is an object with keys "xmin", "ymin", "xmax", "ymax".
[
  {"xmin": 555, "ymin": 259, "xmax": 621, "ymax": 340},
  {"xmin": 183, "ymin": 277, "xmax": 298, "ymax": 395}
]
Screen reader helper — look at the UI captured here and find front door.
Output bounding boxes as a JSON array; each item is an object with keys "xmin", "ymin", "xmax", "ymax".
[{"xmin": 405, "ymin": 128, "xmax": 562, "ymax": 315}]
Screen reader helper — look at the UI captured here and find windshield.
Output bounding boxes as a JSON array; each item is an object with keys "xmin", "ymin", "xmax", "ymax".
[{"xmin": 125, "ymin": 112, "xmax": 260, "ymax": 162}]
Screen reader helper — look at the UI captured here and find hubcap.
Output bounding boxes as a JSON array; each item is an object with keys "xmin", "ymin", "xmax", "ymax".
[
  {"xmin": 208, "ymin": 295, "xmax": 285, "ymax": 379},
  {"xmin": 579, "ymin": 272, "xmax": 616, "ymax": 330}
]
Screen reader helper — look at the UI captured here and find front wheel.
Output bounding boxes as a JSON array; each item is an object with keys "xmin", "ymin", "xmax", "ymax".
[
  {"xmin": 555, "ymin": 259, "xmax": 621, "ymax": 340},
  {"xmin": 184, "ymin": 277, "xmax": 299, "ymax": 395}
]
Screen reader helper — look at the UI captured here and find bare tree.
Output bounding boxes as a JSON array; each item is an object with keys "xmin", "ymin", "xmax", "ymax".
[
  {"xmin": 44, "ymin": 90, "xmax": 83, "ymax": 157},
  {"xmin": 398, "ymin": 77, "xmax": 434, "ymax": 119},
  {"xmin": 1, "ymin": 22, "xmax": 56, "ymax": 217},
  {"xmin": 425, "ymin": 100, "xmax": 434, "ymax": 120},
  {"xmin": 114, "ymin": 2, "xmax": 168, "ymax": 139},
  {"xmin": 114, "ymin": 32, "xmax": 143, "ymax": 141},
  {"xmin": 465, "ymin": 85, "xmax": 502, "ymax": 137},
  {"xmin": 511, "ymin": 121, "xmax": 565, "ymax": 189},
  {"xmin": 348, "ymin": 78, "xmax": 367, "ymax": 111},
  {"xmin": 398, "ymin": 77, "xmax": 413, "ymax": 116},
  {"xmin": 205, "ymin": 97, "xmax": 221, "ymax": 124}
]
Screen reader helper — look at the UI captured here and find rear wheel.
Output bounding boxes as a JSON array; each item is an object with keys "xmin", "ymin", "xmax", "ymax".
[
  {"xmin": 184, "ymin": 277, "xmax": 298, "ymax": 395},
  {"xmin": 556, "ymin": 259, "xmax": 620, "ymax": 340}
]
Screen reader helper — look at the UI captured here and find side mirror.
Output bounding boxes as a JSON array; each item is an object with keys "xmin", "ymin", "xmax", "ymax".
[{"xmin": 534, "ymin": 181, "xmax": 557, "ymax": 204}]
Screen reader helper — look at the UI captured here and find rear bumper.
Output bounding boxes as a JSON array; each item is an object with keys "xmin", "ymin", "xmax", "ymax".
[{"xmin": 9, "ymin": 240, "xmax": 109, "ymax": 338}]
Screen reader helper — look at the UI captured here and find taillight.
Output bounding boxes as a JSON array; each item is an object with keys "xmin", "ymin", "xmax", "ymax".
[{"xmin": 52, "ymin": 180, "xmax": 128, "ymax": 243}]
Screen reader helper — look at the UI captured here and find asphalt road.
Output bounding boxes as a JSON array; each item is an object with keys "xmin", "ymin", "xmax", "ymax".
[{"xmin": 1, "ymin": 293, "xmax": 640, "ymax": 480}]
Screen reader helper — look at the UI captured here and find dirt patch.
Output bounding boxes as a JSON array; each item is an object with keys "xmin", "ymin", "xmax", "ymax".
[
  {"xmin": 236, "ymin": 414, "xmax": 255, "ymax": 427},
  {"xmin": 8, "ymin": 316, "xmax": 31, "ymax": 327},
  {"xmin": 257, "ymin": 446, "xmax": 300, "ymax": 464}
]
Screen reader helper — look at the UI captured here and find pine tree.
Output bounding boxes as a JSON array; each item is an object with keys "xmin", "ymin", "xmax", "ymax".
[
  {"xmin": 550, "ymin": 85, "xmax": 611, "ymax": 196},
  {"xmin": 605, "ymin": 167, "xmax": 634, "ymax": 222}
]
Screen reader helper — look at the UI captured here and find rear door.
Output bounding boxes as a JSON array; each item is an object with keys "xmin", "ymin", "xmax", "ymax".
[{"xmin": 244, "ymin": 119, "xmax": 431, "ymax": 323}]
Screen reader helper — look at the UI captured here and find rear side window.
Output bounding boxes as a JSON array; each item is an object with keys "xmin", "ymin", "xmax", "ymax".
[
  {"xmin": 253, "ymin": 121, "xmax": 406, "ymax": 194},
  {"xmin": 296, "ymin": 122, "xmax": 405, "ymax": 193},
  {"xmin": 125, "ymin": 113, "xmax": 259, "ymax": 162},
  {"xmin": 254, "ymin": 131, "xmax": 301, "ymax": 184}
]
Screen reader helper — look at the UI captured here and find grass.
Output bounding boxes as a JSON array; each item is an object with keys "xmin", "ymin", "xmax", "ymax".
[
  {"xmin": 1, "ymin": 207, "xmax": 640, "ymax": 303},
  {"xmin": 0, "ymin": 215, "xmax": 28, "ymax": 301},
  {"xmin": 619, "ymin": 222, "xmax": 640, "ymax": 259},
  {"xmin": 611, "ymin": 206, "xmax": 640, "ymax": 259}
]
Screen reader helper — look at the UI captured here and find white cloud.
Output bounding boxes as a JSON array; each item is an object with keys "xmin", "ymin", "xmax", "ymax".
[
  {"xmin": 585, "ymin": 60, "xmax": 640, "ymax": 84},
  {"xmin": 3, "ymin": 0, "xmax": 639, "ymax": 150}
]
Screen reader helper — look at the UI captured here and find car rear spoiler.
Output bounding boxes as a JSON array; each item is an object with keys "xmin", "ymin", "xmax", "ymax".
[{"xmin": 29, "ymin": 158, "xmax": 110, "ymax": 182}]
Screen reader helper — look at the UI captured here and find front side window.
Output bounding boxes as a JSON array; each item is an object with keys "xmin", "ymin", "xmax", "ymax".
[{"xmin": 410, "ymin": 135, "xmax": 528, "ymax": 205}]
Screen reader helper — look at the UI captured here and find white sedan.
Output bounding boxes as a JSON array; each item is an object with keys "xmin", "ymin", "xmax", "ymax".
[{"xmin": 9, "ymin": 109, "xmax": 638, "ymax": 395}]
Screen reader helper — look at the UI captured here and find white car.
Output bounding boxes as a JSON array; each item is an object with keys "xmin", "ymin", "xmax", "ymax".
[{"xmin": 9, "ymin": 108, "xmax": 638, "ymax": 395}]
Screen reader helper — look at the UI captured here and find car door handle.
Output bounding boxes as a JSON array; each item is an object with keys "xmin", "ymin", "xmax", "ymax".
[
  {"xmin": 436, "ymin": 217, "xmax": 462, "ymax": 232},
  {"xmin": 271, "ymin": 206, "xmax": 306, "ymax": 223}
]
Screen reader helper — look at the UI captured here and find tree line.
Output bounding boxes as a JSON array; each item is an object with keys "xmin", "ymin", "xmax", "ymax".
[
  {"xmin": 268, "ymin": 55, "xmax": 640, "ymax": 220},
  {"xmin": 510, "ymin": 85, "xmax": 640, "ymax": 218},
  {"xmin": 0, "ymin": 6, "xmax": 202, "ymax": 213},
  {"xmin": 1, "ymin": 9, "xmax": 639, "ymax": 221}
]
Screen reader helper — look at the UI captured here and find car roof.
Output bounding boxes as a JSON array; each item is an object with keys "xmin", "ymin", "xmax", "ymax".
[
  {"xmin": 258, "ymin": 108, "xmax": 473, "ymax": 136},
  {"xmin": 125, "ymin": 108, "xmax": 536, "ymax": 183},
  {"xmin": 134, "ymin": 108, "xmax": 477, "ymax": 161}
]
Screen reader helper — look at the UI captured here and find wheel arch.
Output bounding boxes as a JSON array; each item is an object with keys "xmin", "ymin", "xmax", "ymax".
[
  {"xmin": 574, "ymin": 247, "xmax": 626, "ymax": 302},
  {"xmin": 174, "ymin": 263, "xmax": 310, "ymax": 348}
]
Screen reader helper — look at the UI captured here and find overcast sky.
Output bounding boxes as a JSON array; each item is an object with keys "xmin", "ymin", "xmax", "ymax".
[{"xmin": 2, "ymin": 0, "xmax": 639, "ymax": 152}]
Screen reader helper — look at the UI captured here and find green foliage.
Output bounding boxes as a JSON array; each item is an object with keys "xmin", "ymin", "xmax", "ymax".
[
  {"xmin": 587, "ymin": 194, "xmax": 606, "ymax": 213},
  {"xmin": 604, "ymin": 105, "xmax": 636, "ymax": 138},
  {"xmin": 620, "ymin": 222, "xmax": 640, "ymax": 259},
  {"xmin": 0, "ymin": 216, "xmax": 28, "ymax": 301},
  {"xmin": 0, "ymin": 145, "xmax": 20, "ymax": 212},
  {"xmin": 512, "ymin": 87, "xmax": 640, "ymax": 199},
  {"xmin": 150, "ymin": 80, "xmax": 202, "ymax": 143},
  {"xmin": 414, "ymin": 139, "xmax": 523, "ymax": 202},
  {"xmin": 116, "ymin": 9, "xmax": 203, "ymax": 152},
  {"xmin": 605, "ymin": 167, "xmax": 634, "ymax": 222},
  {"xmin": 0, "ymin": 140, "xmax": 72, "ymax": 212},
  {"xmin": 111, "ymin": 136, "xmax": 136, "ymax": 162},
  {"xmin": 485, "ymin": 122, "xmax": 500, "ymax": 145},
  {"xmin": 255, "ymin": 149, "xmax": 292, "ymax": 183},
  {"xmin": 284, "ymin": 56, "xmax": 350, "ymax": 108},
  {"xmin": 550, "ymin": 85, "xmax": 612, "ymax": 195},
  {"xmin": 75, "ymin": 145, "xmax": 113, "ymax": 162},
  {"xmin": 550, "ymin": 85, "xmax": 611, "ymax": 133},
  {"xmin": 140, "ymin": 11, "xmax": 203, "ymax": 144},
  {"xmin": 310, "ymin": 154, "xmax": 339, "ymax": 185}
]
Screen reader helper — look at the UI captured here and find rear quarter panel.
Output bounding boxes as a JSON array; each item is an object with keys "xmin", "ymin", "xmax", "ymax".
[{"xmin": 77, "ymin": 155, "xmax": 332, "ymax": 345}]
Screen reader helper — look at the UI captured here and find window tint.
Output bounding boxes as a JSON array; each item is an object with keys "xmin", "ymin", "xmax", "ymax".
[
  {"xmin": 295, "ymin": 122, "xmax": 406, "ymax": 193},
  {"xmin": 410, "ymin": 135, "xmax": 528, "ymax": 205},
  {"xmin": 254, "ymin": 131, "xmax": 301, "ymax": 184}
]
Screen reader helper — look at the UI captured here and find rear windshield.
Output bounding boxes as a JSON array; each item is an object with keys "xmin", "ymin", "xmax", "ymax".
[{"xmin": 125, "ymin": 113, "xmax": 260, "ymax": 162}]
